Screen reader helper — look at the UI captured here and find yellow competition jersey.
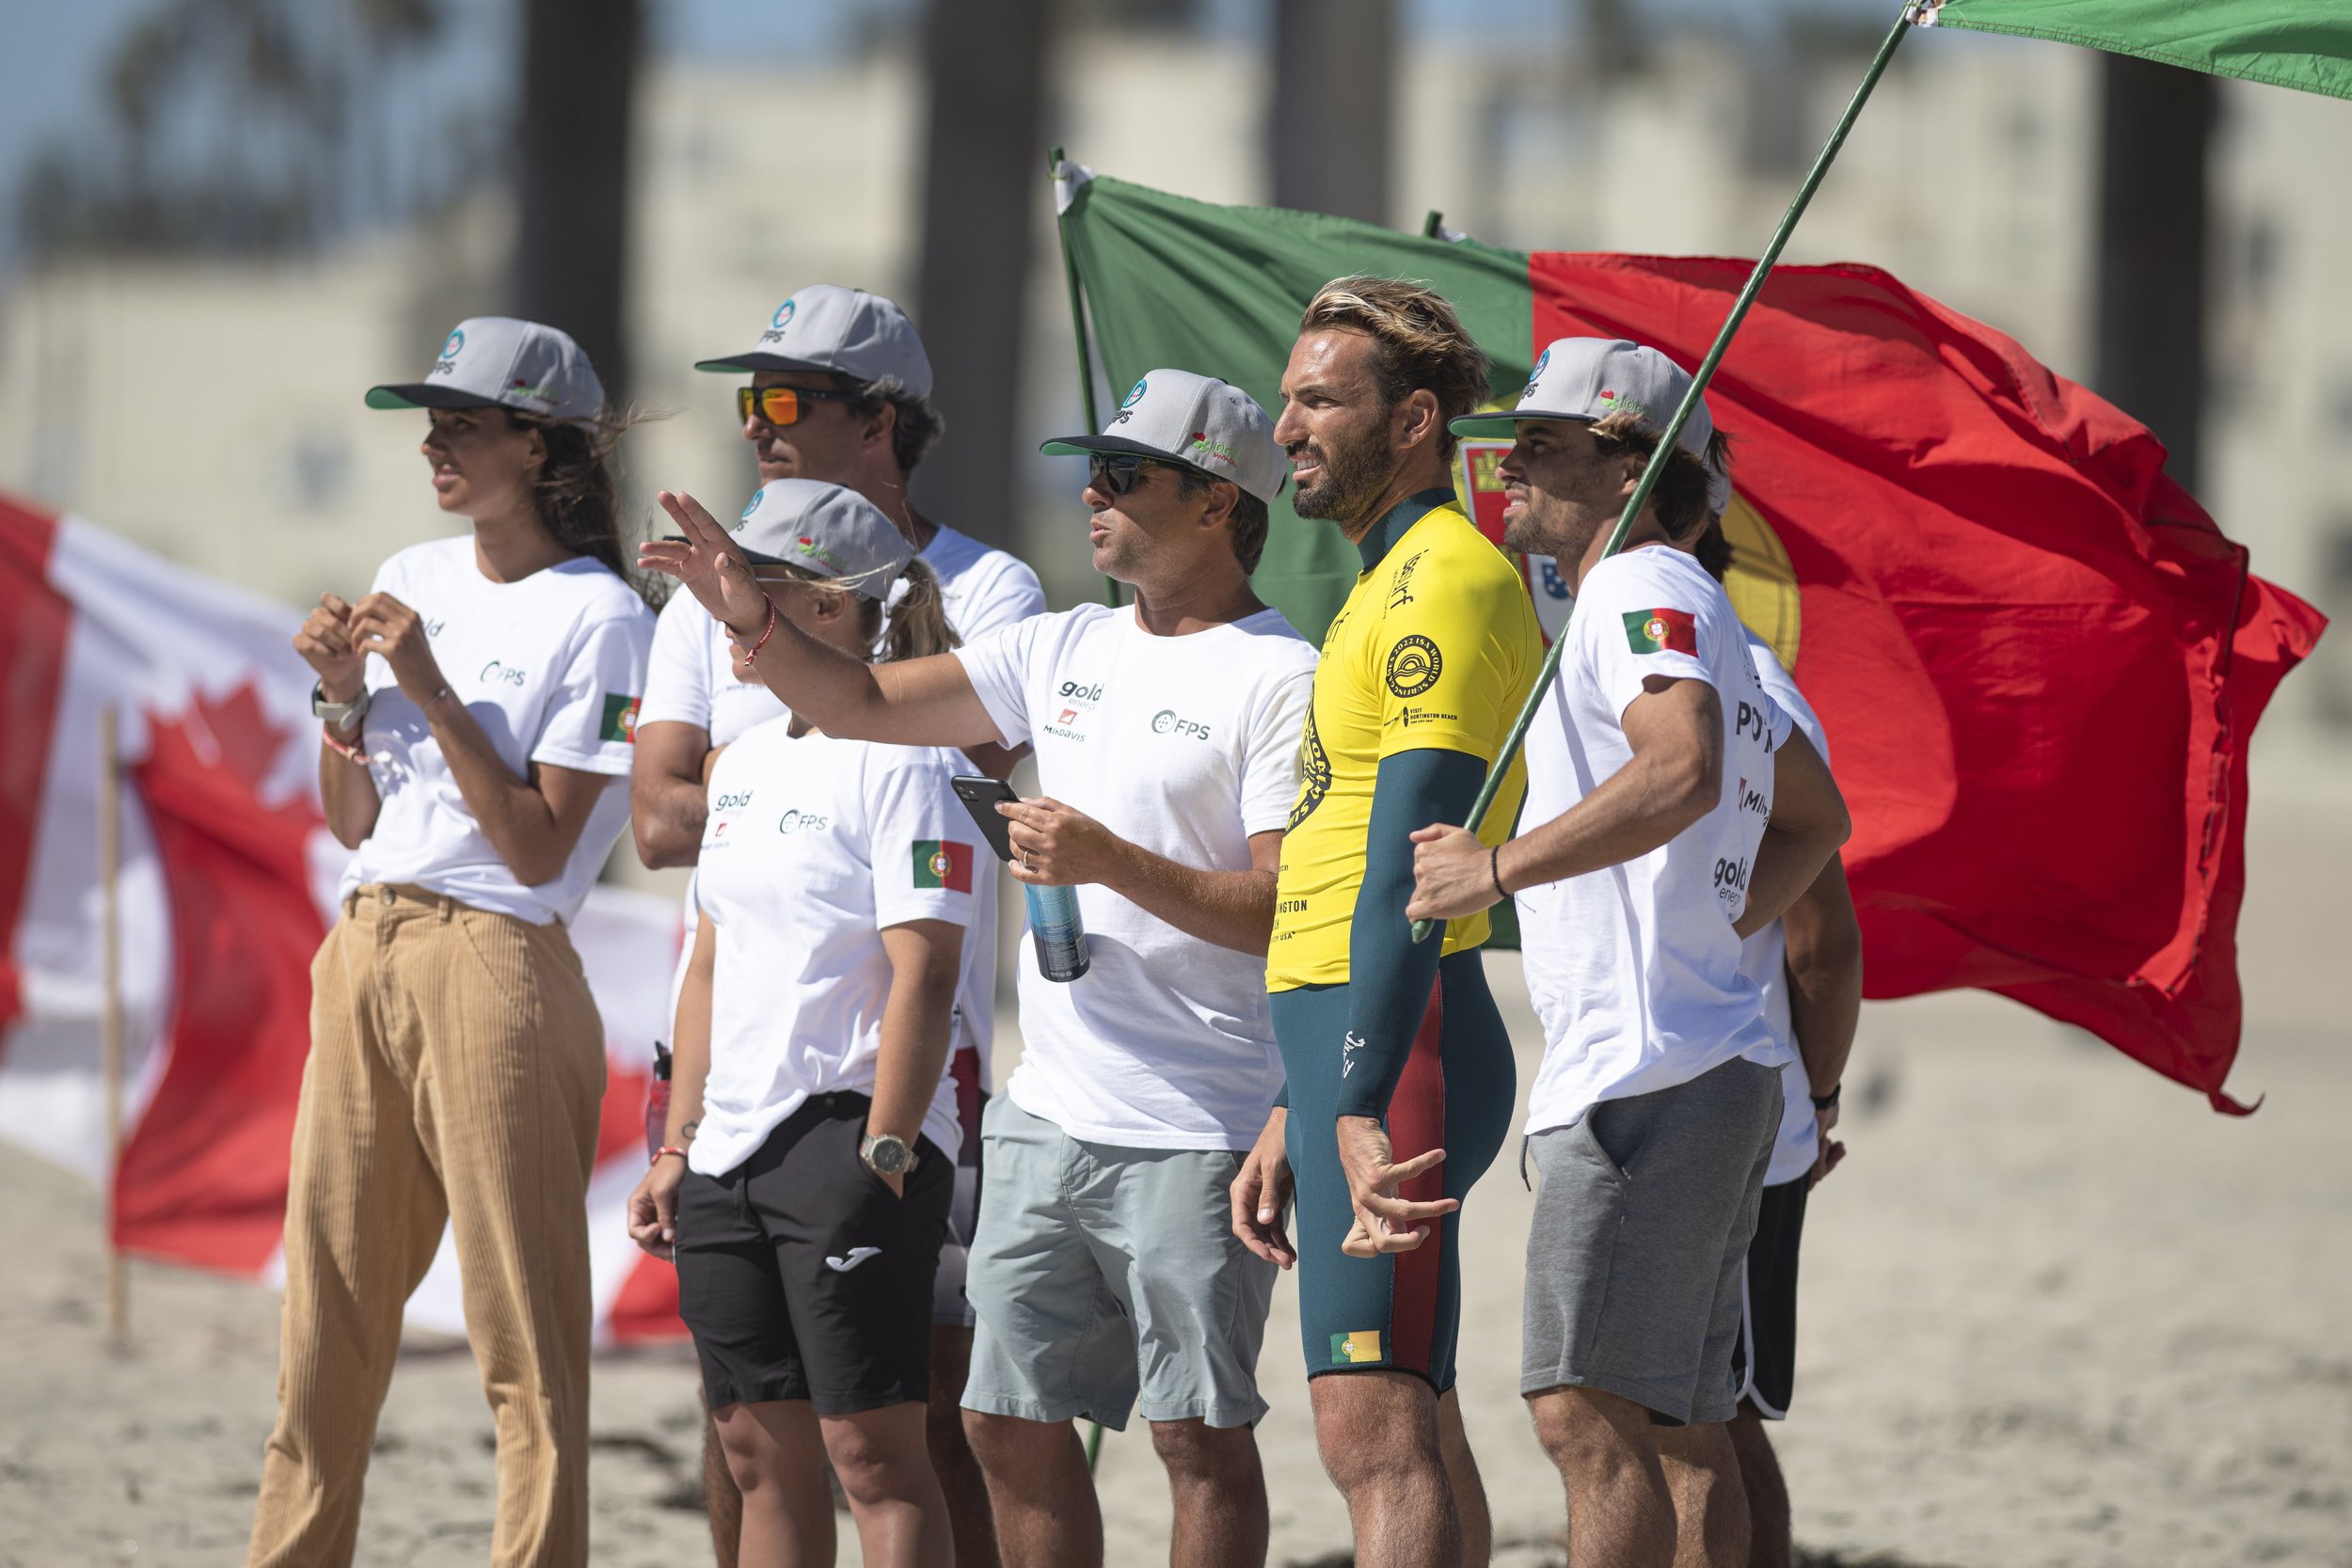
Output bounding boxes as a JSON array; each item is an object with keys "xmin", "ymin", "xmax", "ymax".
[{"xmin": 1268, "ymin": 493, "xmax": 1542, "ymax": 990}]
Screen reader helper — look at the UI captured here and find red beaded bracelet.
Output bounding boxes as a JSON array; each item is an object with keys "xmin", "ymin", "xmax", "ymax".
[
  {"xmin": 321, "ymin": 725, "xmax": 369, "ymax": 765},
  {"xmin": 651, "ymin": 1146, "xmax": 689, "ymax": 1164}
]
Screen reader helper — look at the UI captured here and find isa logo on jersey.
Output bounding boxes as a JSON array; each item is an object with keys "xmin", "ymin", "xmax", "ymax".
[{"xmin": 912, "ymin": 840, "xmax": 974, "ymax": 894}]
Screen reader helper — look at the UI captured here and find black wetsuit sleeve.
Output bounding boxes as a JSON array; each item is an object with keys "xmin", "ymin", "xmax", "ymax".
[{"xmin": 1334, "ymin": 747, "xmax": 1491, "ymax": 1121}]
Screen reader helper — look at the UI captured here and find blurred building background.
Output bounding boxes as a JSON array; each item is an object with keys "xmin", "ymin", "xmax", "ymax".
[{"xmin": 3, "ymin": 0, "xmax": 2346, "ymax": 785}]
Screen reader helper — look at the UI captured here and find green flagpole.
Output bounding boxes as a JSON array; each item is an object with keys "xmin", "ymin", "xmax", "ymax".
[
  {"xmin": 1051, "ymin": 146, "xmax": 1122, "ymax": 610},
  {"xmin": 1412, "ymin": 1, "xmax": 1924, "ymax": 944}
]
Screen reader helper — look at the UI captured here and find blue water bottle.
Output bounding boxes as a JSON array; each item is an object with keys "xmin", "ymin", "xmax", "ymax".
[{"xmin": 1024, "ymin": 883, "xmax": 1090, "ymax": 982}]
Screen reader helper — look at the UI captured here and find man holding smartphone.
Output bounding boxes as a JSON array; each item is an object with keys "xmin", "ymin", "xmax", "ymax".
[
  {"xmin": 641, "ymin": 368, "xmax": 1315, "ymax": 1568},
  {"xmin": 630, "ymin": 284, "xmax": 1044, "ymax": 1568}
]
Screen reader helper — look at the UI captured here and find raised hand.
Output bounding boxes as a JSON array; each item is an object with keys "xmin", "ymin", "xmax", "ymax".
[
  {"xmin": 639, "ymin": 490, "xmax": 772, "ymax": 639},
  {"xmin": 294, "ymin": 594, "xmax": 366, "ymax": 702},
  {"xmin": 1335, "ymin": 1114, "xmax": 1457, "ymax": 1258}
]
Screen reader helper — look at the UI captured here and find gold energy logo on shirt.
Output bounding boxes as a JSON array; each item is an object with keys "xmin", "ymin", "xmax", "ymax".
[{"xmin": 1383, "ymin": 635, "xmax": 1442, "ymax": 698}]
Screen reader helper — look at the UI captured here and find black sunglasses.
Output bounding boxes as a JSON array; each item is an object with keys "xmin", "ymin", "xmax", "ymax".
[{"xmin": 1087, "ymin": 453, "xmax": 1174, "ymax": 497}]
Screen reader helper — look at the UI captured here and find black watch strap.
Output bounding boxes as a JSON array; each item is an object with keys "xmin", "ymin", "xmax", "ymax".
[{"xmin": 1810, "ymin": 1083, "xmax": 1842, "ymax": 1112}]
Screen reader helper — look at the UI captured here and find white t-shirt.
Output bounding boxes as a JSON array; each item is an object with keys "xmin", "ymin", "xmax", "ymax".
[
  {"xmin": 1740, "ymin": 633, "xmax": 1832, "ymax": 1187},
  {"xmin": 690, "ymin": 721, "xmax": 989, "ymax": 1175},
  {"xmin": 901, "ymin": 522, "xmax": 1049, "ymax": 644},
  {"xmin": 954, "ymin": 602, "xmax": 1317, "ymax": 1148},
  {"xmin": 639, "ymin": 587, "xmax": 791, "ymax": 746},
  {"xmin": 1518, "ymin": 546, "xmax": 1794, "ymax": 1136},
  {"xmin": 339, "ymin": 536, "xmax": 654, "ymax": 927},
  {"xmin": 641, "ymin": 518, "xmax": 1045, "ymax": 1060}
]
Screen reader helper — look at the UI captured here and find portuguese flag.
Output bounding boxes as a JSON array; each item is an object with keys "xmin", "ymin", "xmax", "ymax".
[
  {"xmin": 912, "ymin": 840, "xmax": 974, "ymax": 895},
  {"xmin": 1623, "ymin": 609, "xmax": 1699, "ymax": 658},
  {"xmin": 1057, "ymin": 169, "xmax": 2323, "ymax": 1110},
  {"xmin": 1928, "ymin": 0, "xmax": 2352, "ymax": 102}
]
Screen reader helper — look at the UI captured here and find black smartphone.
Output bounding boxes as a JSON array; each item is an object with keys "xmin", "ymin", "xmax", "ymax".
[{"xmin": 951, "ymin": 775, "xmax": 1021, "ymax": 863}]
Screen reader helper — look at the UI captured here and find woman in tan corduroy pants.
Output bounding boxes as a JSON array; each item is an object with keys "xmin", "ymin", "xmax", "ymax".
[{"xmin": 248, "ymin": 318, "xmax": 656, "ymax": 1568}]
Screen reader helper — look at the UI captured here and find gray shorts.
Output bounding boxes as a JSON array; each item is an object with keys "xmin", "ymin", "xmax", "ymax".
[
  {"xmin": 1521, "ymin": 1055, "xmax": 1782, "ymax": 1426},
  {"xmin": 962, "ymin": 1094, "xmax": 1276, "ymax": 1431}
]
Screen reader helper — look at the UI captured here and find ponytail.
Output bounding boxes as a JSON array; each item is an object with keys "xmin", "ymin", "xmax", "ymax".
[{"xmin": 865, "ymin": 557, "xmax": 960, "ymax": 664}]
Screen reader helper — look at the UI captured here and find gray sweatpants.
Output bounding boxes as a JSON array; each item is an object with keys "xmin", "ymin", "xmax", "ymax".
[{"xmin": 1521, "ymin": 1055, "xmax": 1782, "ymax": 1426}]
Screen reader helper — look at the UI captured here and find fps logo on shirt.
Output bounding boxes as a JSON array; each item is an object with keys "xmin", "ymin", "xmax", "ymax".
[
  {"xmin": 1384, "ymin": 635, "xmax": 1442, "ymax": 699},
  {"xmin": 1152, "ymin": 709, "xmax": 1211, "ymax": 740},
  {"xmin": 599, "ymin": 693, "xmax": 642, "ymax": 743}
]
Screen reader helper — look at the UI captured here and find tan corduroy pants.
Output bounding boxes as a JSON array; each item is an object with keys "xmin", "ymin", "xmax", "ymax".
[{"xmin": 247, "ymin": 884, "xmax": 606, "ymax": 1568}]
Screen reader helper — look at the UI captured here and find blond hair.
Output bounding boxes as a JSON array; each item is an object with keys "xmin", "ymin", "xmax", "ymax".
[
  {"xmin": 1298, "ymin": 276, "xmax": 1491, "ymax": 463},
  {"xmin": 766, "ymin": 556, "xmax": 960, "ymax": 664}
]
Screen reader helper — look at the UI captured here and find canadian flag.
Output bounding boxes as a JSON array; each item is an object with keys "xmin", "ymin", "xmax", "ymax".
[{"xmin": 0, "ymin": 493, "xmax": 688, "ymax": 1343}]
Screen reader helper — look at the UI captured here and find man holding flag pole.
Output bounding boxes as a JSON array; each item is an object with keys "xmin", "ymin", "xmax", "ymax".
[{"xmin": 1408, "ymin": 338, "xmax": 1851, "ymax": 1568}]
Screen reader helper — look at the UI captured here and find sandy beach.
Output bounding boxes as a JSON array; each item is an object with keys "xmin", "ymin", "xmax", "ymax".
[{"xmin": 4, "ymin": 787, "xmax": 2346, "ymax": 1568}]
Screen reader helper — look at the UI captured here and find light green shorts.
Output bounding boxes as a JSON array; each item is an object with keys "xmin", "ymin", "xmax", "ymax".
[{"xmin": 961, "ymin": 1094, "xmax": 1276, "ymax": 1431}]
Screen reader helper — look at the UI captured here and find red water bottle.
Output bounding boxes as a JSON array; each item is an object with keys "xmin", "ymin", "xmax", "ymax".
[{"xmin": 644, "ymin": 1042, "xmax": 673, "ymax": 1162}]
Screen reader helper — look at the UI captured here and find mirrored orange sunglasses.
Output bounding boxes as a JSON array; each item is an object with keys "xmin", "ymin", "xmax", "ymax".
[{"xmin": 737, "ymin": 385, "xmax": 859, "ymax": 427}]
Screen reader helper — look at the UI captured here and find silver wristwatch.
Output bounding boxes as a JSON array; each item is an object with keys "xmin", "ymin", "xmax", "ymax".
[
  {"xmin": 311, "ymin": 681, "xmax": 370, "ymax": 732},
  {"xmin": 860, "ymin": 1132, "xmax": 917, "ymax": 1177}
]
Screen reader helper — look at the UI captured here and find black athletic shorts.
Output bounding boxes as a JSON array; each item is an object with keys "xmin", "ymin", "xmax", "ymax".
[
  {"xmin": 675, "ymin": 1090, "xmax": 953, "ymax": 1416},
  {"xmin": 1731, "ymin": 1174, "xmax": 1809, "ymax": 1419}
]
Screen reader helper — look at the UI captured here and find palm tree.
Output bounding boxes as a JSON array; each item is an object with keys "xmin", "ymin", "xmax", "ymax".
[
  {"xmin": 2094, "ymin": 54, "xmax": 2215, "ymax": 489},
  {"xmin": 1270, "ymin": 0, "xmax": 1396, "ymax": 223},
  {"xmin": 512, "ymin": 0, "xmax": 641, "ymax": 400},
  {"xmin": 910, "ymin": 0, "xmax": 1054, "ymax": 548}
]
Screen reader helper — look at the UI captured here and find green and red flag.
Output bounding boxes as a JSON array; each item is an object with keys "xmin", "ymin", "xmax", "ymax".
[
  {"xmin": 1926, "ymin": 0, "xmax": 2352, "ymax": 102},
  {"xmin": 1623, "ymin": 608, "xmax": 1699, "ymax": 657},
  {"xmin": 912, "ymin": 840, "xmax": 974, "ymax": 895},
  {"xmin": 1057, "ymin": 169, "xmax": 2323, "ymax": 1109}
]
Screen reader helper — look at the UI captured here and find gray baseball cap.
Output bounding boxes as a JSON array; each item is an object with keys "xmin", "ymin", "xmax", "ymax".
[
  {"xmin": 694, "ymin": 284, "xmax": 934, "ymax": 396},
  {"xmin": 1040, "ymin": 369, "xmax": 1287, "ymax": 503},
  {"xmin": 711, "ymin": 478, "xmax": 913, "ymax": 598},
  {"xmin": 365, "ymin": 317, "xmax": 605, "ymax": 422},
  {"xmin": 1706, "ymin": 461, "xmax": 1735, "ymax": 519},
  {"xmin": 1450, "ymin": 337, "xmax": 1713, "ymax": 458}
]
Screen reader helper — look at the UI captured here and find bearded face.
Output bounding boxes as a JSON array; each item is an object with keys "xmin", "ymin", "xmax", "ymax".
[{"xmin": 1288, "ymin": 416, "xmax": 1399, "ymax": 524}]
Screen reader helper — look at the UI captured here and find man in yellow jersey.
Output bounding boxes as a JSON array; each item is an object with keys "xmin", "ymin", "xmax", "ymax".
[{"xmin": 1232, "ymin": 277, "xmax": 1541, "ymax": 1568}]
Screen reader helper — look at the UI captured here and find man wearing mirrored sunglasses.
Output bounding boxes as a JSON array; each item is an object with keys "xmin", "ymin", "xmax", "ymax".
[{"xmin": 631, "ymin": 284, "xmax": 1044, "ymax": 1568}]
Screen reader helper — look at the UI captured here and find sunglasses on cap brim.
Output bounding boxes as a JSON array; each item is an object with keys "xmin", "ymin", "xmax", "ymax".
[{"xmin": 737, "ymin": 385, "xmax": 859, "ymax": 427}]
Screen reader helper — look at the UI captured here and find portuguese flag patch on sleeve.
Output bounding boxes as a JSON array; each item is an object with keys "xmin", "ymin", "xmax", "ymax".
[
  {"xmin": 1621, "ymin": 608, "xmax": 1698, "ymax": 657},
  {"xmin": 599, "ymin": 693, "xmax": 642, "ymax": 743},
  {"xmin": 912, "ymin": 840, "xmax": 974, "ymax": 894}
]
